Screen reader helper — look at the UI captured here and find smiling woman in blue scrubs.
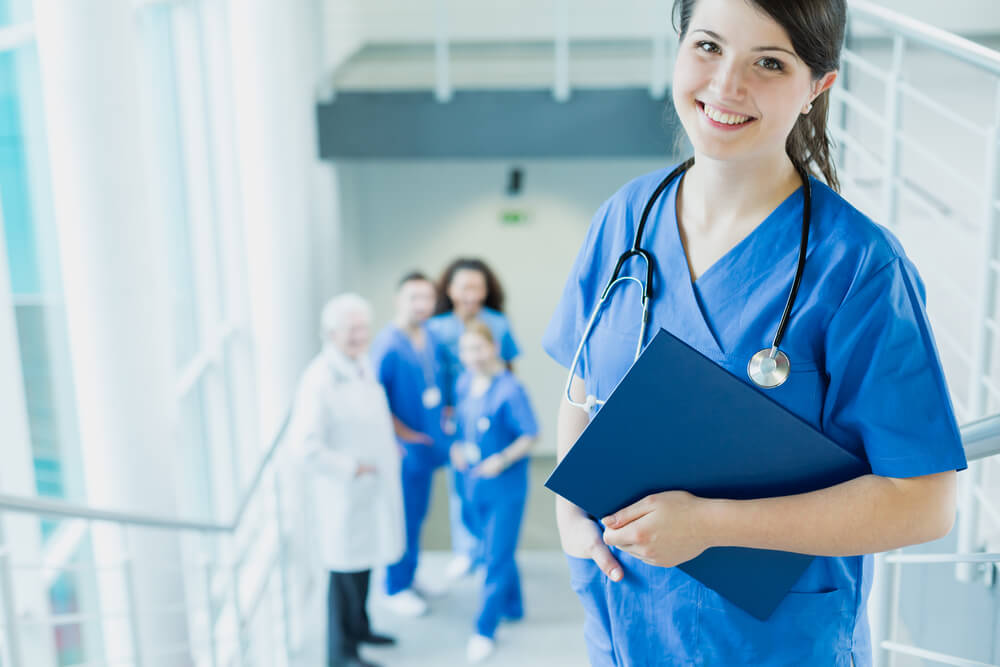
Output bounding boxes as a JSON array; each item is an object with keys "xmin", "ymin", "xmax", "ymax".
[
  {"xmin": 451, "ymin": 320, "xmax": 538, "ymax": 664},
  {"xmin": 428, "ymin": 258, "xmax": 522, "ymax": 582},
  {"xmin": 542, "ymin": 0, "xmax": 967, "ymax": 665}
]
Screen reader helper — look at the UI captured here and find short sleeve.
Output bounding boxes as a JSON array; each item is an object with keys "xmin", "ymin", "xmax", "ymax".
[
  {"xmin": 369, "ymin": 334, "xmax": 397, "ymax": 391},
  {"xmin": 501, "ymin": 381, "xmax": 540, "ymax": 438},
  {"xmin": 542, "ymin": 200, "xmax": 610, "ymax": 377},
  {"xmin": 822, "ymin": 257, "xmax": 967, "ymax": 478},
  {"xmin": 498, "ymin": 323, "xmax": 521, "ymax": 362}
]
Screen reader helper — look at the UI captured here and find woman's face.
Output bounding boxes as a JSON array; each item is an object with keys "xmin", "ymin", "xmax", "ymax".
[
  {"xmin": 671, "ymin": 0, "xmax": 835, "ymax": 165},
  {"xmin": 459, "ymin": 331, "xmax": 498, "ymax": 375},
  {"xmin": 447, "ymin": 269, "xmax": 488, "ymax": 318}
]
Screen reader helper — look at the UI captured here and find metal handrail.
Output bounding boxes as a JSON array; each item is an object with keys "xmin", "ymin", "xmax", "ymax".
[
  {"xmin": 848, "ymin": 0, "xmax": 1000, "ymax": 77},
  {"xmin": 885, "ymin": 553, "xmax": 1000, "ymax": 565},
  {"xmin": 0, "ymin": 410, "xmax": 990, "ymax": 530},
  {"xmin": 0, "ymin": 411, "xmax": 290, "ymax": 534},
  {"xmin": 959, "ymin": 414, "xmax": 1000, "ymax": 462}
]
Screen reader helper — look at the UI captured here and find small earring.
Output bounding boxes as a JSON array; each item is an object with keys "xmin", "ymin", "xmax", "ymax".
[{"xmin": 803, "ymin": 102, "xmax": 814, "ymax": 114}]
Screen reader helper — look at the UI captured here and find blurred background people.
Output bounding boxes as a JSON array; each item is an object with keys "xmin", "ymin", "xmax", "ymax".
[
  {"xmin": 428, "ymin": 258, "xmax": 522, "ymax": 582},
  {"xmin": 370, "ymin": 272, "xmax": 449, "ymax": 617},
  {"xmin": 290, "ymin": 293, "xmax": 404, "ymax": 667},
  {"xmin": 452, "ymin": 320, "xmax": 538, "ymax": 663}
]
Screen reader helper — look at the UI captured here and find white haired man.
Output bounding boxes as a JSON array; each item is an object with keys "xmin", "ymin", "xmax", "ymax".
[{"xmin": 291, "ymin": 293, "xmax": 405, "ymax": 667}]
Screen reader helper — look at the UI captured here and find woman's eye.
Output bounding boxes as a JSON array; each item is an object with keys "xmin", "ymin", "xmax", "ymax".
[
  {"xmin": 695, "ymin": 40, "xmax": 720, "ymax": 54},
  {"xmin": 757, "ymin": 57, "xmax": 784, "ymax": 72}
]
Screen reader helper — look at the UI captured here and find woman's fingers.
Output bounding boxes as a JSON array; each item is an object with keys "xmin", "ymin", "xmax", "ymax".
[
  {"xmin": 601, "ymin": 495, "xmax": 655, "ymax": 529},
  {"xmin": 588, "ymin": 541, "xmax": 623, "ymax": 582},
  {"xmin": 602, "ymin": 520, "xmax": 642, "ymax": 549}
]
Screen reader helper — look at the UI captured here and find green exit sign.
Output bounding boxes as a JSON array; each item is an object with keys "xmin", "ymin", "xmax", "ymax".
[{"xmin": 500, "ymin": 209, "xmax": 530, "ymax": 225}]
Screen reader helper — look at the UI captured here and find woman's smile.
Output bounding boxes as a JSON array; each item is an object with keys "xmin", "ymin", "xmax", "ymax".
[{"xmin": 697, "ymin": 100, "xmax": 758, "ymax": 129}]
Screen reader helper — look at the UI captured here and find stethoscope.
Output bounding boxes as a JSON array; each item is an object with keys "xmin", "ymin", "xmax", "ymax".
[
  {"xmin": 458, "ymin": 377, "xmax": 497, "ymax": 467},
  {"xmin": 403, "ymin": 326, "xmax": 443, "ymax": 409},
  {"xmin": 565, "ymin": 157, "xmax": 813, "ymax": 412}
]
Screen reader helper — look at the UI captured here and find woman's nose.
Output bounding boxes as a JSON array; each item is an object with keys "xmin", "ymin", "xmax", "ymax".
[{"xmin": 711, "ymin": 59, "xmax": 745, "ymax": 100}]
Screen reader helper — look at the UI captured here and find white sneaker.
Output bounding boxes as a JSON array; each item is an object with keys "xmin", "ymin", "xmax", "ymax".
[
  {"xmin": 445, "ymin": 554, "xmax": 474, "ymax": 581},
  {"xmin": 466, "ymin": 634, "xmax": 495, "ymax": 663},
  {"xmin": 383, "ymin": 589, "xmax": 428, "ymax": 617},
  {"xmin": 413, "ymin": 570, "xmax": 448, "ymax": 597}
]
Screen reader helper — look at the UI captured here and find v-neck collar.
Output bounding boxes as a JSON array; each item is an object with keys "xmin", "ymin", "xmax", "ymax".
[
  {"xmin": 652, "ymin": 172, "xmax": 806, "ymax": 359},
  {"xmin": 393, "ymin": 323, "xmax": 428, "ymax": 353}
]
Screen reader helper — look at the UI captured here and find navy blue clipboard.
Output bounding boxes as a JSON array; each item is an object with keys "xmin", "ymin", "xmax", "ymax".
[{"xmin": 544, "ymin": 328, "xmax": 870, "ymax": 621}]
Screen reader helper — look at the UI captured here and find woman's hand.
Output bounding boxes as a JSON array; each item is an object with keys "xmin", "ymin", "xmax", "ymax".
[
  {"xmin": 475, "ymin": 453, "xmax": 507, "ymax": 478},
  {"xmin": 601, "ymin": 491, "xmax": 713, "ymax": 568},
  {"xmin": 450, "ymin": 443, "xmax": 468, "ymax": 472},
  {"xmin": 557, "ymin": 501, "xmax": 624, "ymax": 582},
  {"xmin": 354, "ymin": 463, "xmax": 377, "ymax": 478}
]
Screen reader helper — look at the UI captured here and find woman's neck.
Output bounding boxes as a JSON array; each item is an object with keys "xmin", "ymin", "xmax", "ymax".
[
  {"xmin": 457, "ymin": 308, "xmax": 482, "ymax": 324},
  {"xmin": 471, "ymin": 363, "xmax": 503, "ymax": 390},
  {"xmin": 682, "ymin": 152, "xmax": 802, "ymax": 232}
]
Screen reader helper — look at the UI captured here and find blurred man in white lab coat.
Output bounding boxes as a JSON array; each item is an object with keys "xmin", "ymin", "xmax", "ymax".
[{"xmin": 291, "ymin": 293, "xmax": 405, "ymax": 667}]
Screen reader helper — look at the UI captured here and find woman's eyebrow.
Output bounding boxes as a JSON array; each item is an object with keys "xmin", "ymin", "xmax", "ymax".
[{"xmin": 692, "ymin": 28, "xmax": 797, "ymax": 58}]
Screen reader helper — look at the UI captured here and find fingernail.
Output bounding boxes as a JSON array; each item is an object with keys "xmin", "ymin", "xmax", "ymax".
[
  {"xmin": 609, "ymin": 568, "xmax": 622, "ymax": 582},
  {"xmin": 601, "ymin": 516, "xmax": 615, "ymax": 527}
]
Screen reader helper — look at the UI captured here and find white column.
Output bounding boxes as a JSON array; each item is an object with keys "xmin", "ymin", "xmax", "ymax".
[
  {"xmin": 0, "ymin": 205, "xmax": 58, "ymax": 667},
  {"xmin": 227, "ymin": 0, "xmax": 325, "ymax": 444},
  {"xmin": 198, "ymin": 0, "xmax": 260, "ymax": 491},
  {"xmin": 31, "ymin": 0, "xmax": 189, "ymax": 660}
]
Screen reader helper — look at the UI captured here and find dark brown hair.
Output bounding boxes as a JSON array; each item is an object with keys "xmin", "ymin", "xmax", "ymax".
[
  {"xmin": 435, "ymin": 258, "xmax": 506, "ymax": 315},
  {"xmin": 397, "ymin": 271, "xmax": 433, "ymax": 289},
  {"xmin": 672, "ymin": 0, "xmax": 845, "ymax": 191}
]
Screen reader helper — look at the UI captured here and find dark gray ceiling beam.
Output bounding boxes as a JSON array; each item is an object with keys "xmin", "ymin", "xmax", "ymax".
[{"xmin": 317, "ymin": 88, "xmax": 682, "ymax": 159}]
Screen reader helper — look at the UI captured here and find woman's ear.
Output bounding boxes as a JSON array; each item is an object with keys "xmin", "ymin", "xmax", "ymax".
[
  {"xmin": 812, "ymin": 70, "xmax": 838, "ymax": 100},
  {"xmin": 803, "ymin": 71, "xmax": 838, "ymax": 115}
]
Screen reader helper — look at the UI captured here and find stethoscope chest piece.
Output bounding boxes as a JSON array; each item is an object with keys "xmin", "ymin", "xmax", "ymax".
[{"xmin": 747, "ymin": 348, "xmax": 791, "ymax": 389}]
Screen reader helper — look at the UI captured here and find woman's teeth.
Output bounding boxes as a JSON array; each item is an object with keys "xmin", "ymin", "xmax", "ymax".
[{"xmin": 701, "ymin": 102, "xmax": 752, "ymax": 125}]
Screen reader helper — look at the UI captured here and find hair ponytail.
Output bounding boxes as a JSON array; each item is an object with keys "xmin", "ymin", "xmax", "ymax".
[{"xmin": 787, "ymin": 89, "xmax": 840, "ymax": 192}]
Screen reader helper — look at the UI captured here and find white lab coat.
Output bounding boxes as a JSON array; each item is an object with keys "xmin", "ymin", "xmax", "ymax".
[{"xmin": 290, "ymin": 344, "xmax": 405, "ymax": 572}]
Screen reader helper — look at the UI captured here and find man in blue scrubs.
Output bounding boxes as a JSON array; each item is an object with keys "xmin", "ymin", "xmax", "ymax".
[{"xmin": 371, "ymin": 272, "xmax": 449, "ymax": 617}]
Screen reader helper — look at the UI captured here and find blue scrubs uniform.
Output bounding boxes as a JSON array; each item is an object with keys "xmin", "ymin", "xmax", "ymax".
[
  {"xmin": 370, "ymin": 324, "xmax": 448, "ymax": 596},
  {"xmin": 543, "ymin": 165, "xmax": 968, "ymax": 667},
  {"xmin": 455, "ymin": 371, "xmax": 538, "ymax": 639},
  {"xmin": 427, "ymin": 308, "xmax": 521, "ymax": 559}
]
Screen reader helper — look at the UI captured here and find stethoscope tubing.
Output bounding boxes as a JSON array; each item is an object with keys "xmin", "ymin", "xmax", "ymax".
[{"xmin": 564, "ymin": 158, "xmax": 813, "ymax": 409}]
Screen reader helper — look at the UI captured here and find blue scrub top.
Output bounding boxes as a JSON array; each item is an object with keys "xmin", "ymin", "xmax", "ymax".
[
  {"xmin": 455, "ymin": 370, "xmax": 538, "ymax": 501},
  {"xmin": 427, "ymin": 307, "xmax": 521, "ymax": 407},
  {"xmin": 543, "ymin": 165, "xmax": 967, "ymax": 667},
  {"xmin": 371, "ymin": 323, "xmax": 448, "ymax": 469}
]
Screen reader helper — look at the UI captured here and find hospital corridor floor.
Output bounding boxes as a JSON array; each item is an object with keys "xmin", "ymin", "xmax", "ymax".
[{"xmin": 292, "ymin": 455, "xmax": 591, "ymax": 666}]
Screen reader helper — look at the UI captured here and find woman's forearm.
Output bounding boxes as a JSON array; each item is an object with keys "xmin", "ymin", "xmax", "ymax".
[
  {"xmin": 502, "ymin": 434, "xmax": 536, "ymax": 463},
  {"xmin": 556, "ymin": 375, "xmax": 591, "ymax": 520},
  {"xmin": 700, "ymin": 471, "xmax": 957, "ymax": 556}
]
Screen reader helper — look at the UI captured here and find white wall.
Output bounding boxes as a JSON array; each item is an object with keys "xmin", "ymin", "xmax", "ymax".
[{"xmin": 329, "ymin": 158, "xmax": 672, "ymax": 454}]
